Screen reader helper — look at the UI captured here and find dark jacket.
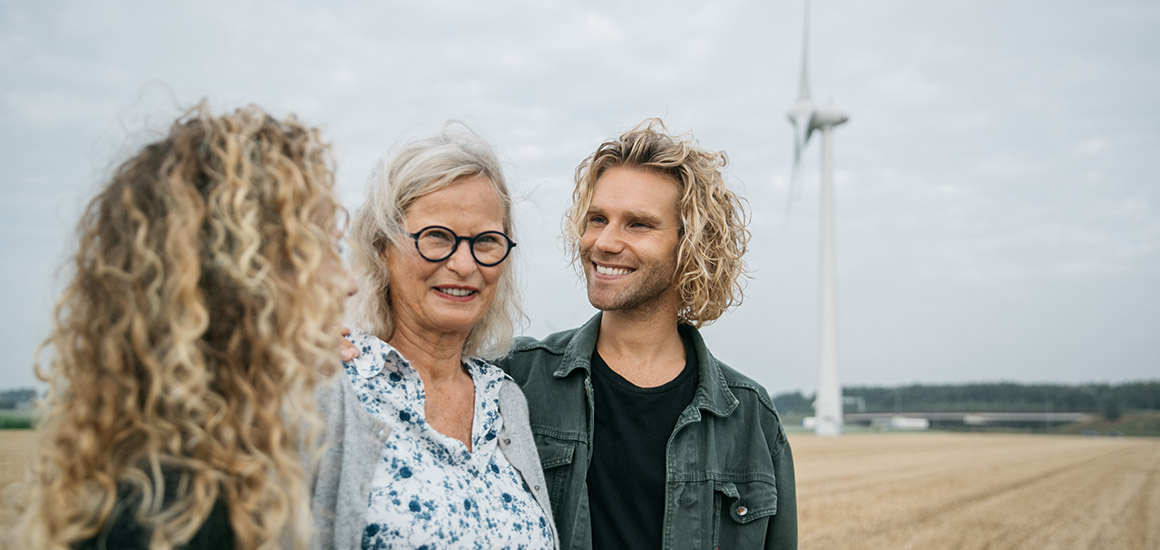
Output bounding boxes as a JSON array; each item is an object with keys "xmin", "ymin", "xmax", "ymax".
[
  {"xmin": 497, "ymin": 313, "xmax": 797, "ymax": 550},
  {"xmin": 74, "ymin": 472, "xmax": 233, "ymax": 550}
]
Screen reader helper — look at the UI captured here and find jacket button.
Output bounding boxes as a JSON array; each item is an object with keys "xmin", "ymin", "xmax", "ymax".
[
  {"xmin": 503, "ymin": 438, "xmax": 512, "ymax": 446},
  {"xmin": 534, "ymin": 485, "xmax": 541, "ymax": 491},
  {"xmin": 736, "ymin": 505, "xmax": 748, "ymax": 517}
]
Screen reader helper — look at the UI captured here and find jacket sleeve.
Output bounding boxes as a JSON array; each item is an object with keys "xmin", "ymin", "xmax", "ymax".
[{"xmin": 767, "ymin": 430, "xmax": 798, "ymax": 550}]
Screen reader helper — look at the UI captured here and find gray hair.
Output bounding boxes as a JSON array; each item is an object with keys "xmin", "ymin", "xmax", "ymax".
[{"xmin": 348, "ymin": 122, "xmax": 522, "ymax": 359}]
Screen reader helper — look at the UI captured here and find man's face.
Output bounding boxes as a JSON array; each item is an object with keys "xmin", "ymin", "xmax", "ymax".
[{"xmin": 579, "ymin": 166, "xmax": 682, "ymax": 316}]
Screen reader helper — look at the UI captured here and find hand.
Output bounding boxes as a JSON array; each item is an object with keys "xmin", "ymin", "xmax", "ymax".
[{"xmin": 339, "ymin": 326, "xmax": 360, "ymax": 362}]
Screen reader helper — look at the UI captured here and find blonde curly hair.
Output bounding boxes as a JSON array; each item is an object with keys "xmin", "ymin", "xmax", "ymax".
[
  {"xmin": 12, "ymin": 104, "xmax": 347, "ymax": 550},
  {"xmin": 564, "ymin": 119, "xmax": 751, "ymax": 327}
]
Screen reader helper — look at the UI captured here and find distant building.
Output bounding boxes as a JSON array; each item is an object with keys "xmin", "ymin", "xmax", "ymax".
[{"xmin": 870, "ymin": 416, "xmax": 930, "ymax": 430}]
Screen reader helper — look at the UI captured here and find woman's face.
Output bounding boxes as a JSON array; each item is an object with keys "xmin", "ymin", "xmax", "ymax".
[{"xmin": 385, "ymin": 175, "xmax": 507, "ymax": 341}]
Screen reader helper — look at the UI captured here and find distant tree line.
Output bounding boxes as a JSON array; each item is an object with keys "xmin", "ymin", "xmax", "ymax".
[
  {"xmin": 773, "ymin": 381, "xmax": 1160, "ymax": 418},
  {"xmin": 0, "ymin": 387, "xmax": 38, "ymax": 409}
]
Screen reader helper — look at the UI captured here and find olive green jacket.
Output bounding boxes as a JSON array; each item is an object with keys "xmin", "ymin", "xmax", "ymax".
[{"xmin": 497, "ymin": 313, "xmax": 797, "ymax": 550}]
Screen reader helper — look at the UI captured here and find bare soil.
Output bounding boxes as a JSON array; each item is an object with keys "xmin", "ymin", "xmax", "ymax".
[
  {"xmin": 0, "ymin": 430, "xmax": 34, "ymax": 487},
  {"xmin": 2, "ymin": 430, "xmax": 1157, "ymax": 548},
  {"xmin": 0, "ymin": 430, "xmax": 36, "ymax": 532},
  {"xmin": 790, "ymin": 432, "xmax": 1160, "ymax": 549}
]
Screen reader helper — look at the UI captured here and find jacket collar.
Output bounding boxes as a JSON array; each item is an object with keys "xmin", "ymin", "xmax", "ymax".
[
  {"xmin": 555, "ymin": 312, "xmax": 739, "ymax": 417},
  {"xmin": 553, "ymin": 313, "xmax": 603, "ymax": 378}
]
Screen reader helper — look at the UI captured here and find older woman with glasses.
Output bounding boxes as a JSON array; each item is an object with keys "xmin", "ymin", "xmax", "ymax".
[{"xmin": 312, "ymin": 123, "xmax": 556, "ymax": 550}]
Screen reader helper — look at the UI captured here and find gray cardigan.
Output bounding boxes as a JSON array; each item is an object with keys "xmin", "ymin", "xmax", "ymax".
[{"xmin": 310, "ymin": 373, "xmax": 559, "ymax": 550}]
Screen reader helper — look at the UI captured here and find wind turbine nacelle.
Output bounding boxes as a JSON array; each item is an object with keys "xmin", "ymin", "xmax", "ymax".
[
  {"xmin": 812, "ymin": 106, "xmax": 849, "ymax": 129},
  {"xmin": 787, "ymin": 101, "xmax": 817, "ymax": 158},
  {"xmin": 787, "ymin": 99, "xmax": 816, "ymax": 124}
]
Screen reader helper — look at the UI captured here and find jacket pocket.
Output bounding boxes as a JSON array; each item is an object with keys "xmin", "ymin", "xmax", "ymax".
[
  {"xmin": 713, "ymin": 479, "xmax": 778, "ymax": 548},
  {"xmin": 533, "ymin": 434, "xmax": 576, "ymax": 515}
]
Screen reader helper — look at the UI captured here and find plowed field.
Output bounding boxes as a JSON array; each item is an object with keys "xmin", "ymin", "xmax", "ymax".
[
  {"xmin": 790, "ymin": 432, "xmax": 1160, "ymax": 549},
  {"xmin": 0, "ymin": 430, "xmax": 33, "ymax": 489},
  {"xmin": 0, "ymin": 430, "xmax": 36, "ymax": 530},
  {"xmin": 2, "ymin": 430, "xmax": 1158, "ymax": 548}
]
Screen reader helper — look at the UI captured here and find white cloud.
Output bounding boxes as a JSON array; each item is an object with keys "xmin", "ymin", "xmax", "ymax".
[
  {"xmin": 2, "ymin": 0, "xmax": 1160, "ymax": 393},
  {"xmin": 866, "ymin": 67, "xmax": 947, "ymax": 105},
  {"xmin": 2, "ymin": 89, "xmax": 120, "ymax": 128},
  {"xmin": 972, "ymin": 155, "xmax": 1042, "ymax": 178},
  {"xmin": 1074, "ymin": 138, "xmax": 1107, "ymax": 155},
  {"xmin": 942, "ymin": 109, "xmax": 993, "ymax": 130}
]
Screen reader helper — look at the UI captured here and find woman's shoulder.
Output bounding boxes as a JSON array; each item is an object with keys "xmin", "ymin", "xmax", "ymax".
[
  {"xmin": 462, "ymin": 356, "xmax": 528, "ymax": 411},
  {"xmin": 465, "ymin": 356, "xmax": 508, "ymax": 377},
  {"xmin": 343, "ymin": 328, "xmax": 410, "ymax": 381},
  {"xmin": 73, "ymin": 473, "xmax": 234, "ymax": 550}
]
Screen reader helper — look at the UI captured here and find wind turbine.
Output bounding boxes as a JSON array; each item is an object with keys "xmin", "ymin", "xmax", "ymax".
[{"xmin": 786, "ymin": 0, "xmax": 848, "ymax": 437}]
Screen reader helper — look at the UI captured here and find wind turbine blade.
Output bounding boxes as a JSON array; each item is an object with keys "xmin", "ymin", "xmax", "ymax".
[
  {"xmin": 786, "ymin": 0, "xmax": 816, "ymax": 227},
  {"xmin": 784, "ymin": 155, "xmax": 801, "ymax": 227},
  {"xmin": 785, "ymin": 113, "xmax": 811, "ymax": 226},
  {"xmin": 797, "ymin": 0, "xmax": 812, "ymax": 101},
  {"xmin": 792, "ymin": 111, "xmax": 813, "ymax": 153}
]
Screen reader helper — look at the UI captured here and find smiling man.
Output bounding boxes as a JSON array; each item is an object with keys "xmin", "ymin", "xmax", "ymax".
[{"xmin": 498, "ymin": 120, "xmax": 797, "ymax": 550}]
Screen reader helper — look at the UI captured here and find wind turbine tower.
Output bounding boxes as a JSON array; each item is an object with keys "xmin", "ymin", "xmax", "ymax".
[{"xmin": 787, "ymin": 0, "xmax": 849, "ymax": 436}]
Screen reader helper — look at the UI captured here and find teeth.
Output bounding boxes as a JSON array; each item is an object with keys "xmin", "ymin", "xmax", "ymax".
[
  {"xmin": 439, "ymin": 287, "xmax": 474, "ymax": 297},
  {"xmin": 596, "ymin": 265, "xmax": 632, "ymax": 276}
]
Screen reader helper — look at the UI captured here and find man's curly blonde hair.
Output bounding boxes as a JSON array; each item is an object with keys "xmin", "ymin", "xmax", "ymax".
[
  {"xmin": 564, "ymin": 119, "xmax": 751, "ymax": 327},
  {"xmin": 12, "ymin": 104, "xmax": 346, "ymax": 550}
]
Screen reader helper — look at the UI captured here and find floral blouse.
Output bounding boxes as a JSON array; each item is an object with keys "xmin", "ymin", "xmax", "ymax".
[{"xmin": 344, "ymin": 329, "xmax": 554, "ymax": 550}]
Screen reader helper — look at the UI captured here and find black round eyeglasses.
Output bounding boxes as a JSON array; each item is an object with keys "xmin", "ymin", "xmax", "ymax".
[{"xmin": 409, "ymin": 225, "xmax": 516, "ymax": 267}]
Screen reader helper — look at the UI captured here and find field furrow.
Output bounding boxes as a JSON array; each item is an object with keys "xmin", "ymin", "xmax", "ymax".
[
  {"xmin": 792, "ymin": 433, "xmax": 1160, "ymax": 549},
  {"xmin": 2, "ymin": 430, "xmax": 1158, "ymax": 548}
]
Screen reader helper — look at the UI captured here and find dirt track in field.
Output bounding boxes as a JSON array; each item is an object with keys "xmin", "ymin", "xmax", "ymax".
[
  {"xmin": 0, "ymin": 430, "xmax": 36, "ymax": 531},
  {"xmin": 789, "ymin": 432, "xmax": 1160, "ymax": 549},
  {"xmin": 0, "ymin": 430, "xmax": 34, "ymax": 486},
  {"xmin": 1, "ymin": 430, "xmax": 1158, "ymax": 548}
]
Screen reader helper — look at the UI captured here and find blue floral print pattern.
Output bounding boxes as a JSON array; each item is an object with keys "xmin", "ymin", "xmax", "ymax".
[{"xmin": 344, "ymin": 329, "xmax": 554, "ymax": 550}]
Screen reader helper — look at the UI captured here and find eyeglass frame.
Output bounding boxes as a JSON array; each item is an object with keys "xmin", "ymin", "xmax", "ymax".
[{"xmin": 407, "ymin": 225, "xmax": 517, "ymax": 267}]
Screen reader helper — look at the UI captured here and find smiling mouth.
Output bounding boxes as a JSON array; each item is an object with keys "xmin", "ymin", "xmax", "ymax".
[
  {"xmin": 595, "ymin": 264, "xmax": 633, "ymax": 276},
  {"xmin": 436, "ymin": 287, "xmax": 476, "ymax": 297}
]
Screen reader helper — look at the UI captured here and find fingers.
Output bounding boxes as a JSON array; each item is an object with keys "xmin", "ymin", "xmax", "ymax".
[{"xmin": 338, "ymin": 327, "xmax": 359, "ymax": 362}]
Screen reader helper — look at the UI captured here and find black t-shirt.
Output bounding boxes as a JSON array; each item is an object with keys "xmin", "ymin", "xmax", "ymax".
[{"xmin": 587, "ymin": 326, "xmax": 699, "ymax": 549}]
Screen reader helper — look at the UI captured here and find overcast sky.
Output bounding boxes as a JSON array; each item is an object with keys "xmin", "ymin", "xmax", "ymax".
[{"xmin": 2, "ymin": 1, "xmax": 1157, "ymax": 397}]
